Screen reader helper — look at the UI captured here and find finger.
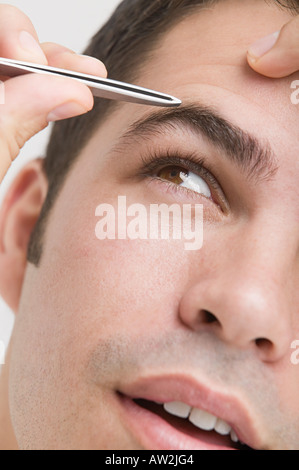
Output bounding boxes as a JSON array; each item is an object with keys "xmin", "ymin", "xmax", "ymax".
[
  {"xmin": 247, "ymin": 16, "xmax": 299, "ymax": 78},
  {"xmin": 0, "ymin": 73, "xmax": 93, "ymax": 182},
  {"xmin": 0, "ymin": 4, "xmax": 47, "ymax": 64},
  {"xmin": 41, "ymin": 42, "xmax": 107, "ymax": 77}
]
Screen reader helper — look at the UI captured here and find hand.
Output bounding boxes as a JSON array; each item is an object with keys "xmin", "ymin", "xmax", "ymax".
[
  {"xmin": 247, "ymin": 15, "xmax": 299, "ymax": 78},
  {"xmin": 0, "ymin": 4, "xmax": 107, "ymax": 183}
]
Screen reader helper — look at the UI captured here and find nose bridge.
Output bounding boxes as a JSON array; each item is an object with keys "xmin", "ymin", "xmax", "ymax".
[{"xmin": 179, "ymin": 217, "xmax": 296, "ymax": 362}]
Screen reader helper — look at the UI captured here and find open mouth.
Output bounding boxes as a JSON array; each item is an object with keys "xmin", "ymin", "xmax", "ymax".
[{"xmin": 118, "ymin": 394, "xmax": 253, "ymax": 450}]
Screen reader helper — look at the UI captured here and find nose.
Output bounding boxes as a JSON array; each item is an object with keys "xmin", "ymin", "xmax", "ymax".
[{"xmin": 179, "ymin": 241, "xmax": 294, "ymax": 363}]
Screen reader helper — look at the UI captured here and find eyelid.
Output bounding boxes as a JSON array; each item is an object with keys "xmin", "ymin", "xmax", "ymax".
[{"xmin": 139, "ymin": 149, "xmax": 229, "ymax": 212}]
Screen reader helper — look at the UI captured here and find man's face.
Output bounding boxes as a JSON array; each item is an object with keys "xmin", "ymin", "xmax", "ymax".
[{"xmin": 7, "ymin": 0, "xmax": 299, "ymax": 449}]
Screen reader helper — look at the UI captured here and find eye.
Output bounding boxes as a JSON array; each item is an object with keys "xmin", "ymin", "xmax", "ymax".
[
  {"xmin": 138, "ymin": 150, "xmax": 229, "ymax": 213},
  {"xmin": 157, "ymin": 165, "xmax": 212, "ymax": 199}
]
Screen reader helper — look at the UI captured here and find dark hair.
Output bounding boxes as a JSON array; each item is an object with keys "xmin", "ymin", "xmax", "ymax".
[{"xmin": 27, "ymin": 0, "xmax": 299, "ymax": 264}]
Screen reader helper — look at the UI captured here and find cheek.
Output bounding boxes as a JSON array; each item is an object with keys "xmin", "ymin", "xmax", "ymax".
[
  {"xmin": 28, "ymin": 199, "xmax": 194, "ymax": 358},
  {"xmin": 44, "ymin": 235, "xmax": 189, "ymax": 340},
  {"xmin": 9, "ymin": 199, "xmax": 196, "ymax": 447}
]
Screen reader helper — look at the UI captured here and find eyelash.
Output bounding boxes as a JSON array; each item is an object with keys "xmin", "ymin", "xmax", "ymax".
[{"xmin": 139, "ymin": 148, "xmax": 225, "ymax": 208}]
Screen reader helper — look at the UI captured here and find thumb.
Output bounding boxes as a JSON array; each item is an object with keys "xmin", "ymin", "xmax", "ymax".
[{"xmin": 247, "ymin": 16, "xmax": 299, "ymax": 78}]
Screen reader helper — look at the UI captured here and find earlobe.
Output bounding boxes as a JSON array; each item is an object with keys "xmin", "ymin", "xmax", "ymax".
[{"xmin": 0, "ymin": 159, "xmax": 48, "ymax": 312}]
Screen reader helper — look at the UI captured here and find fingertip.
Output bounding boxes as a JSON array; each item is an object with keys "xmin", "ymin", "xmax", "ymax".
[
  {"xmin": 246, "ymin": 47, "xmax": 299, "ymax": 78},
  {"xmin": 75, "ymin": 54, "xmax": 108, "ymax": 78},
  {"xmin": 247, "ymin": 51, "xmax": 258, "ymax": 66},
  {"xmin": 41, "ymin": 46, "xmax": 108, "ymax": 79},
  {"xmin": 247, "ymin": 31, "xmax": 280, "ymax": 62},
  {"xmin": 3, "ymin": 72, "xmax": 94, "ymax": 121},
  {"xmin": 47, "ymin": 101, "xmax": 91, "ymax": 122}
]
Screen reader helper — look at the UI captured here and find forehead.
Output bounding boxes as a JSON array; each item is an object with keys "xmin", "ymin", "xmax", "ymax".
[
  {"xmin": 94, "ymin": 0, "xmax": 299, "ymax": 170},
  {"xmin": 83, "ymin": 0, "xmax": 299, "ymax": 179}
]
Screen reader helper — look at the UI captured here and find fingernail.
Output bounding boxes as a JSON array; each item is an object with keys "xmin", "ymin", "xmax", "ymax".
[
  {"xmin": 47, "ymin": 101, "xmax": 88, "ymax": 122},
  {"xmin": 248, "ymin": 30, "xmax": 280, "ymax": 60},
  {"xmin": 77, "ymin": 54, "xmax": 108, "ymax": 76},
  {"xmin": 19, "ymin": 30, "xmax": 46, "ymax": 60}
]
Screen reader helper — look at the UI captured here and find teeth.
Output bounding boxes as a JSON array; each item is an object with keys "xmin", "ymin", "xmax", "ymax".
[
  {"xmin": 230, "ymin": 430, "xmax": 239, "ymax": 443},
  {"xmin": 163, "ymin": 401, "xmax": 238, "ymax": 442},
  {"xmin": 189, "ymin": 408, "xmax": 217, "ymax": 431},
  {"xmin": 214, "ymin": 418, "xmax": 232, "ymax": 436},
  {"xmin": 163, "ymin": 401, "xmax": 192, "ymax": 418}
]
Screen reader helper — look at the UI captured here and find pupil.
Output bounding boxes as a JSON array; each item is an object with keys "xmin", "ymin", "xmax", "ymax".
[
  {"xmin": 158, "ymin": 166, "xmax": 189, "ymax": 184},
  {"xmin": 170, "ymin": 169, "xmax": 180, "ymax": 178}
]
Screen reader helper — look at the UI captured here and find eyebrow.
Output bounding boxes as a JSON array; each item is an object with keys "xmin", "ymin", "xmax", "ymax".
[{"xmin": 115, "ymin": 103, "xmax": 279, "ymax": 183}]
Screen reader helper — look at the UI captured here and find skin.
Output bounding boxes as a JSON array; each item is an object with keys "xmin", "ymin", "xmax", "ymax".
[{"xmin": 1, "ymin": 0, "xmax": 299, "ymax": 450}]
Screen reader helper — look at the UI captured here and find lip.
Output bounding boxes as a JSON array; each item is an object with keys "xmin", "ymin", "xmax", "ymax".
[{"xmin": 117, "ymin": 374, "xmax": 263, "ymax": 450}]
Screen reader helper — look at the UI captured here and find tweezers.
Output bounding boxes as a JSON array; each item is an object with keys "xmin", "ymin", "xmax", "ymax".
[{"xmin": 0, "ymin": 57, "xmax": 181, "ymax": 107}]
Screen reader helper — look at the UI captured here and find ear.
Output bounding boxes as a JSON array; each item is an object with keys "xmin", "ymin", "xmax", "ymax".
[{"xmin": 0, "ymin": 159, "xmax": 48, "ymax": 312}]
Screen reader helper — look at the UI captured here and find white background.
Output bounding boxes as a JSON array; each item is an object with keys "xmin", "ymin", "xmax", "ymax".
[{"xmin": 0, "ymin": 0, "xmax": 122, "ymax": 356}]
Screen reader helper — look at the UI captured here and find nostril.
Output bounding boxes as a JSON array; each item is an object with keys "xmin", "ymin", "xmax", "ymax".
[
  {"xmin": 255, "ymin": 337, "xmax": 273, "ymax": 352},
  {"xmin": 201, "ymin": 310, "xmax": 219, "ymax": 325}
]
